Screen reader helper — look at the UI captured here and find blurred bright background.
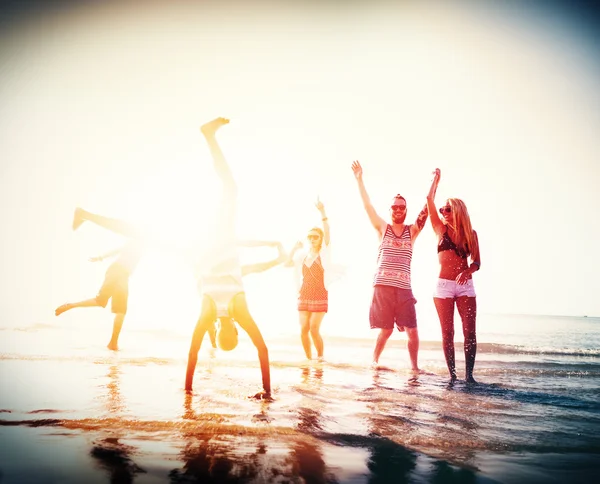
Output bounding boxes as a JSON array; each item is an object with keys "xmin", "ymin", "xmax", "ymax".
[{"xmin": 1, "ymin": 0, "xmax": 599, "ymax": 342}]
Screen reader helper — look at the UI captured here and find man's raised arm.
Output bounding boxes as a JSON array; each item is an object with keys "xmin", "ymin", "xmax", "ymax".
[{"xmin": 351, "ymin": 160, "xmax": 387, "ymax": 237}]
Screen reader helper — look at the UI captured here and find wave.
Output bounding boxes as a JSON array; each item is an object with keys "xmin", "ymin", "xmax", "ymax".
[
  {"xmin": 2, "ymin": 326, "xmax": 599, "ymax": 358},
  {"xmin": 411, "ymin": 341, "xmax": 600, "ymax": 357}
]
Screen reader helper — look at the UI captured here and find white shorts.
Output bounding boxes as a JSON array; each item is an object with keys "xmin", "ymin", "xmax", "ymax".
[{"xmin": 433, "ymin": 278, "xmax": 476, "ymax": 299}]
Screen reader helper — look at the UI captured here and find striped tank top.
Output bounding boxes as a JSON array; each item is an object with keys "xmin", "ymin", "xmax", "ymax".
[{"xmin": 373, "ymin": 224, "xmax": 413, "ymax": 289}]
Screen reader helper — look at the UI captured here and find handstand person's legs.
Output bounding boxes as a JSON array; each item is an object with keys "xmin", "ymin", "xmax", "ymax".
[
  {"xmin": 200, "ymin": 117, "xmax": 236, "ymax": 197},
  {"xmin": 200, "ymin": 118, "xmax": 238, "ymax": 239}
]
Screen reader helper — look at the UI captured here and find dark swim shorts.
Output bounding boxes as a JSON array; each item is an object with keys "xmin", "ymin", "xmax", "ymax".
[
  {"xmin": 369, "ymin": 285, "xmax": 417, "ymax": 331},
  {"xmin": 96, "ymin": 263, "xmax": 130, "ymax": 314}
]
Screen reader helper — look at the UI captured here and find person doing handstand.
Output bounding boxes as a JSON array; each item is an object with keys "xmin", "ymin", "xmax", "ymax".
[{"xmin": 185, "ymin": 117, "xmax": 278, "ymax": 400}]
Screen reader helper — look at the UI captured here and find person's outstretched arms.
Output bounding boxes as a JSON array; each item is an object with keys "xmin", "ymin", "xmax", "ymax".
[
  {"xmin": 425, "ymin": 168, "xmax": 444, "ymax": 236},
  {"xmin": 88, "ymin": 247, "xmax": 122, "ymax": 263},
  {"xmin": 284, "ymin": 241, "xmax": 303, "ymax": 267},
  {"xmin": 241, "ymin": 241, "xmax": 288, "ymax": 276},
  {"xmin": 73, "ymin": 208, "xmax": 144, "ymax": 239},
  {"xmin": 315, "ymin": 197, "xmax": 330, "ymax": 246},
  {"xmin": 351, "ymin": 161, "xmax": 387, "ymax": 238}
]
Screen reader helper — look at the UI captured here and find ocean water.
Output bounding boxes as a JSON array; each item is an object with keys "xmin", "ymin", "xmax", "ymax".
[{"xmin": 0, "ymin": 313, "xmax": 599, "ymax": 483}]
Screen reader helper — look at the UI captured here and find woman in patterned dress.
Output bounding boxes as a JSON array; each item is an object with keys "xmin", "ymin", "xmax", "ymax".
[{"xmin": 286, "ymin": 199, "xmax": 331, "ymax": 361}]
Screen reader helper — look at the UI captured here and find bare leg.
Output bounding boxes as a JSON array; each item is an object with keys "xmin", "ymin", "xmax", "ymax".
[
  {"xmin": 434, "ymin": 297, "xmax": 457, "ymax": 383},
  {"xmin": 299, "ymin": 311, "xmax": 312, "ymax": 359},
  {"xmin": 201, "ymin": 117, "xmax": 236, "ymax": 197},
  {"xmin": 405, "ymin": 327, "xmax": 420, "ymax": 372},
  {"xmin": 207, "ymin": 321, "xmax": 217, "ymax": 349},
  {"xmin": 231, "ymin": 293, "xmax": 271, "ymax": 396},
  {"xmin": 373, "ymin": 328, "xmax": 393, "ymax": 364},
  {"xmin": 107, "ymin": 313, "xmax": 125, "ymax": 351},
  {"xmin": 185, "ymin": 296, "xmax": 217, "ymax": 392},
  {"xmin": 456, "ymin": 296, "xmax": 477, "ymax": 383},
  {"xmin": 55, "ymin": 297, "xmax": 103, "ymax": 316},
  {"xmin": 73, "ymin": 208, "xmax": 142, "ymax": 238},
  {"xmin": 200, "ymin": 117, "xmax": 239, "ymax": 260},
  {"xmin": 309, "ymin": 312, "xmax": 326, "ymax": 359}
]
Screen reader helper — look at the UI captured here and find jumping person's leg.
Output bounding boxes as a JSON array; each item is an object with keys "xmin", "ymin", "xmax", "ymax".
[
  {"xmin": 434, "ymin": 297, "xmax": 457, "ymax": 382},
  {"xmin": 230, "ymin": 293, "xmax": 271, "ymax": 398},
  {"xmin": 56, "ymin": 267, "xmax": 115, "ymax": 316},
  {"xmin": 456, "ymin": 296, "xmax": 477, "ymax": 383},
  {"xmin": 106, "ymin": 282, "xmax": 128, "ymax": 351},
  {"xmin": 185, "ymin": 295, "xmax": 217, "ymax": 392},
  {"xmin": 55, "ymin": 298, "xmax": 103, "ymax": 316},
  {"xmin": 107, "ymin": 313, "xmax": 125, "ymax": 351}
]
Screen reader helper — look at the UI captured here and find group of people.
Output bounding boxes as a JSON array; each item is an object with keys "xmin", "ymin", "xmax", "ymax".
[{"xmin": 55, "ymin": 117, "xmax": 481, "ymax": 399}]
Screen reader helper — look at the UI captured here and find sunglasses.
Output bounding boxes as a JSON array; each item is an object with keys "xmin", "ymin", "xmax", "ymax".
[
  {"xmin": 307, "ymin": 234, "xmax": 321, "ymax": 240},
  {"xmin": 390, "ymin": 205, "xmax": 407, "ymax": 212},
  {"xmin": 439, "ymin": 206, "xmax": 452, "ymax": 214}
]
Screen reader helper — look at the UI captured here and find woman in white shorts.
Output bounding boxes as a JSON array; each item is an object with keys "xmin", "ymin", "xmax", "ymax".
[{"xmin": 427, "ymin": 169, "xmax": 481, "ymax": 384}]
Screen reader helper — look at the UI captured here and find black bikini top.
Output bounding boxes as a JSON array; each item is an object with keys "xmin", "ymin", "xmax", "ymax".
[{"xmin": 437, "ymin": 229, "xmax": 468, "ymax": 259}]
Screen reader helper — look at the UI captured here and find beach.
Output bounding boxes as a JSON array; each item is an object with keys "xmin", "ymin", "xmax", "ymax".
[{"xmin": 1, "ymin": 313, "xmax": 598, "ymax": 483}]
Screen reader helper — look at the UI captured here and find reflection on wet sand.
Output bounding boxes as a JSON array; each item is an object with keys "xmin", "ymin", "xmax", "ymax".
[
  {"xmin": 175, "ymin": 393, "xmax": 291, "ymax": 482},
  {"xmin": 91, "ymin": 363, "xmax": 146, "ymax": 483},
  {"xmin": 104, "ymin": 364, "xmax": 125, "ymax": 415},
  {"xmin": 363, "ymin": 369, "xmax": 481, "ymax": 482},
  {"xmin": 16, "ymin": 361, "xmax": 491, "ymax": 482},
  {"xmin": 90, "ymin": 437, "xmax": 145, "ymax": 484}
]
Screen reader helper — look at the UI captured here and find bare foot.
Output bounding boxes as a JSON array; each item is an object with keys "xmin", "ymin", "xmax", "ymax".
[
  {"xmin": 107, "ymin": 342, "xmax": 119, "ymax": 351},
  {"xmin": 465, "ymin": 376, "xmax": 478, "ymax": 385},
  {"xmin": 55, "ymin": 304, "xmax": 72, "ymax": 316},
  {"xmin": 72, "ymin": 208, "xmax": 85, "ymax": 231},
  {"xmin": 201, "ymin": 117, "xmax": 229, "ymax": 136},
  {"xmin": 249, "ymin": 390, "xmax": 273, "ymax": 401}
]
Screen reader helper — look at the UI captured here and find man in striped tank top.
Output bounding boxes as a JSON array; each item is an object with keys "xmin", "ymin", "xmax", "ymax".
[{"xmin": 351, "ymin": 161, "xmax": 429, "ymax": 373}]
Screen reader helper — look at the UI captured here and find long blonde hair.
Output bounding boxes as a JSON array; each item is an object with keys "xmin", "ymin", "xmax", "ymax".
[{"xmin": 446, "ymin": 198, "xmax": 476, "ymax": 257}]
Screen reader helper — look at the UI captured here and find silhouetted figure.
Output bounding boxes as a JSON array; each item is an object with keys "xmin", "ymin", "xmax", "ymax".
[
  {"xmin": 185, "ymin": 117, "xmax": 282, "ymax": 399},
  {"xmin": 55, "ymin": 209, "xmax": 145, "ymax": 350}
]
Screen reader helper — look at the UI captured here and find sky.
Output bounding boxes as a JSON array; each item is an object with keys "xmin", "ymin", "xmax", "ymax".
[{"xmin": 1, "ymin": 0, "xmax": 599, "ymax": 339}]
